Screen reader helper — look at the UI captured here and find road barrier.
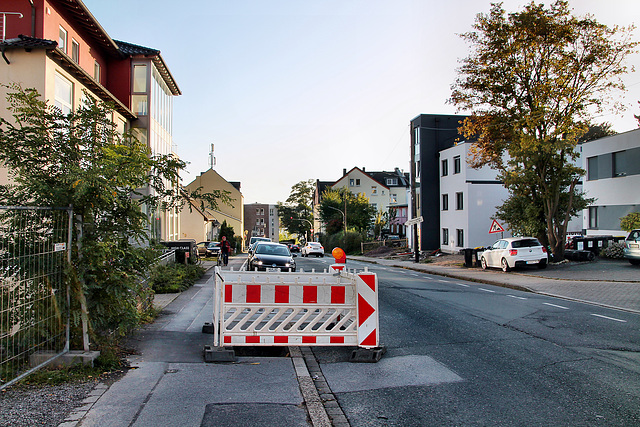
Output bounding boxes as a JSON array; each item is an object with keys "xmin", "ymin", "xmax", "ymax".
[{"xmin": 209, "ymin": 267, "xmax": 379, "ymax": 350}]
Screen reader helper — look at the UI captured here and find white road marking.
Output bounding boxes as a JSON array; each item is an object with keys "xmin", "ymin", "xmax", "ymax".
[
  {"xmin": 455, "ymin": 283, "xmax": 470, "ymax": 288},
  {"xmin": 591, "ymin": 314, "xmax": 627, "ymax": 323},
  {"xmin": 507, "ymin": 295, "xmax": 527, "ymax": 300},
  {"xmin": 542, "ymin": 302, "xmax": 569, "ymax": 310},
  {"xmin": 479, "ymin": 288, "xmax": 495, "ymax": 293}
]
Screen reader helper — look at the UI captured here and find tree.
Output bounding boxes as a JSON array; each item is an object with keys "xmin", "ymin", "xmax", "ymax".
[
  {"xmin": 450, "ymin": 1, "xmax": 637, "ymax": 260},
  {"xmin": 318, "ymin": 187, "xmax": 376, "ymax": 235},
  {"xmin": 0, "ymin": 84, "xmax": 228, "ymax": 349},
  {"xmin": 278, "ymin": 180, "xmax": 315, "ymax": 241},
  {"xmin": 620, "ymin": 213, "xmax": 640, "ymax": 232}
]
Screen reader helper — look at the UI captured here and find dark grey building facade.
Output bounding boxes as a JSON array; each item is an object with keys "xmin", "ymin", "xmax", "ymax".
[{"xmin": 410, "ymin": 114, "xmax": 468, "ymax": 251}]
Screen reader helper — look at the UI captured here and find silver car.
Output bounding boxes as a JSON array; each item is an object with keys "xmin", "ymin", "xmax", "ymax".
[{"xmin": 623, "ymin": 229, "xmax": 640, "ymax": 266}]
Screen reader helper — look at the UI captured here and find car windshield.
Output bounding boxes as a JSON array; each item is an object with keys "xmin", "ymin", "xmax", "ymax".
[
  {"xmin": 207, "ymin": 242, "xmax": 219, "ymax": 248},
  {"xmin": 309, "ymin": 243, "xmax": 321, "ymax": 247},
  {"xmin": 628, "ymin": 231, "xmax": 640, "ymax": 241},
  {"xmin": 511, "ymin": 239, "xmax": 541, "ymax": 248},
  {"xmin": 255, "ymin": 245, "xmax": 290, "ymax": 256}
]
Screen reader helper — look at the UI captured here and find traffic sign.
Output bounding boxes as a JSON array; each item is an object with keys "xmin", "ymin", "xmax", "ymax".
[
  {"xmin": 489, "ymin": 219, "xmax": 505, "ymax": 234},
  {"xmin": 405, "ymin": 216, "xmax": 423, "ymax": 227}
]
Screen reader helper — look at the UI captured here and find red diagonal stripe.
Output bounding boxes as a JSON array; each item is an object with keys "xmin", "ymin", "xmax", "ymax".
[
  {"xmin": 359, "ymin": 274, "xmax": 376, "ymax": 292},
  {"xmin": 358, "ymin": 294, "xmax": 375, "ymax": 326},
  {"xmin": 360, "ymin": 329, "xmax": 377, "ymax": 347}
]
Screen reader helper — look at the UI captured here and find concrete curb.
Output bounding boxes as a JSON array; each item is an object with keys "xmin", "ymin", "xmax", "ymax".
[
  {"xmin": 58, "ymin": 382, "xmax": 109, "ymax": 427},
  {"xmin": 290, "ymin": 347, "xmax": 332, "ymax": 427}
]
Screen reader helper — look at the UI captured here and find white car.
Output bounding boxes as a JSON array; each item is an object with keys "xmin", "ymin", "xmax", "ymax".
[
  {"xmin": 480, "ymin": 237, "xmax": 548, "ymax": 272},
  {"xmin": 301, "ymin": 242, "xmax": 324, "ymax": 257},
  {"xmin": 623, "ymin": 229, "xmax": 640, "ymax": 266}
]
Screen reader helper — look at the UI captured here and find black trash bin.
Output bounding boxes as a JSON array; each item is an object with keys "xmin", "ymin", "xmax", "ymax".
[{"xmin": 463, "ymin": 248, "xmax": 475, "ymax": 267}]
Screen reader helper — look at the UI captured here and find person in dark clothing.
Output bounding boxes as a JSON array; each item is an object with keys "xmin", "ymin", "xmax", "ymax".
[{"xmin": 220, "ymin": 236, "xmax": 231, "ymax": 266}]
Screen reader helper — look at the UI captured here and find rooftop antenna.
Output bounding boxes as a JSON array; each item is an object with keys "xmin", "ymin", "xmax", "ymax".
[{"xmin": 208, "ymin": 143, "xmax": 216, "ymax": 169}]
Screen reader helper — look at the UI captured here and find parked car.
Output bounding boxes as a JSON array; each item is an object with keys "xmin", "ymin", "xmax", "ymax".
[
  {"xmin": 290, "ymin": 244, "xmax": 300, "ymax": 253},
  {"xmin": 248, "ymin": 242, "xmax": 296, "ymax": 272},
  {"xmin": 624, "ymin": 229, "xmax": 640, "ymax": 266},
  {"xmin": 206, "ymin": 241, "xmax": 221, "ymax": 257},
  {"xmin": 196, "ymin": 241, "xmax": 212, "ymax": 257},
  {"xmin": 480, "ymin": 237, "xmax": 548, "ymax": 272},
  {"xmin": 301, "ymin": 242, "xmax": 324, "ymax": 257}
]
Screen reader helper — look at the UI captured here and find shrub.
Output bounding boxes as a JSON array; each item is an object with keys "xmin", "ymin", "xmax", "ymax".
[
  {"xmin": 602, "ymin": 242, "xmax": 625, "ymax": 259},
  {"xmin": 620, "ymin": 212, "xmax": 640, "ymax": 232},
  {"xmin": 151, "ymin": 263, "xmax": 205, "ymax": 294}
]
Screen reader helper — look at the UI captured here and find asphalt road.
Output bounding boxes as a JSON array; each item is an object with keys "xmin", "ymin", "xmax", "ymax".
[{"xmin": 295, "ymin": 256, "xmax": 640, "ymax": 426}]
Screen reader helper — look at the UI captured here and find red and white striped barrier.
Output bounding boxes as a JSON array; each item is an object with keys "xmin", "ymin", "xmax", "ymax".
[{"xmin": 212, "ymin": 267, "xmax": 379, "ymax": 349}]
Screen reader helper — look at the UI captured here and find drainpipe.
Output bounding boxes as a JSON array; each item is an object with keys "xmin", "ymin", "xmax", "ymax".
[{"xmin": 29, "ymin": 0, "xmax": 35, "ymax": 37}]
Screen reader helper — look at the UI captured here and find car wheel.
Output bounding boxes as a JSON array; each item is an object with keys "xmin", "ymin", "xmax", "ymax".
[
  {"xmin": 481, "ymin": 257, "xmax": 488, "ymax": 270},
  {"xmin": 538, "ymin": 260, "xmax": 548, "ymax": 269},
  {"xmin": 501, "ymin": 258, "xmax": 510, "ymax": 272},
  {"xmin": 630, "ymin": 259, "xmax": 640, "ymax": 266}
]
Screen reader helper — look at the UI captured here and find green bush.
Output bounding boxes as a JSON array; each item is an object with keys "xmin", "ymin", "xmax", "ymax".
[
  {"xmin": 620, "ymin": 212, "xmax": 640, "ymax": 232},
  {"xmin": 150, "ymin": 263, "xmax": 205, "ymax": 294},
  {"xmin": 320, "ymin": 231, "xmax": 364, "ymax": 255}
]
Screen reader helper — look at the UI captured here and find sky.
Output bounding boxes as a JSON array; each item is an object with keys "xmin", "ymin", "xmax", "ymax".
[{"xmin": 82, "ymin": 0, "xmax": 640, "ymax": 204}]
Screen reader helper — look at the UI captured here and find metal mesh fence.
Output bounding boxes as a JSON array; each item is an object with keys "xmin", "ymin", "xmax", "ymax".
[{"xmin": 0, "ymin": 206, "xmax": 72, "ymax": 390}]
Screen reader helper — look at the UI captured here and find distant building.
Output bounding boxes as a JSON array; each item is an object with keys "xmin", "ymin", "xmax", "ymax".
[
  {"xmin": 244, "ymin": 203, "xmax": 279, "ymax": 244},
  {"xmin": 582, "ymin": 128, "xmax": 640, "ymax": 236},
  {"xmin": 181, "ymin": 169, "xmax": 243, "ymax": 244}
]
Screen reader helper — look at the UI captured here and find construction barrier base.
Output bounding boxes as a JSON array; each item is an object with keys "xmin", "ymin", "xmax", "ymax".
[
  {"xmin": 202, "ymin": 322, "xmax": 214, "ymax": 334},
  {"xmin": 349, "ymin": 346, "xmax": 387, "ymax": 363},
  {"xmin": 204, "ymin": 345, "xmax": 236, "ymax": 363}
]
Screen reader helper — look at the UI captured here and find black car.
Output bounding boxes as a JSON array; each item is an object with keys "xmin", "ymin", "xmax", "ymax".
[
  {"xmin": 248, "ymin": 242, "xmax": 296, "ymax": 272},
  {"xmin": 290, "ymin": 244, "xmax": 300, "ymax": 252}
]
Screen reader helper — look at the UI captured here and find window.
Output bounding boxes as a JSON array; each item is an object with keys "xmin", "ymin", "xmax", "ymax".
[
  {"xmin": 589, "ymin": 206, "xmax": 598, "ymax": 228},
  {"xmin": 58, "ymin": 26, "xmax": 67, "ymax": 53},
  {"xmin": 54, "ymin": 73, "xmax": 73, "ymax": 114},
  {"xmin": 372, "ymin": 186, "xmax": 377, "ymax": 195},
  {"xmin": 454, "ymin": 156, "xmax": 461, "ymax": 174},
  {"xmin": 442, "ymin": 194, "xmax": 448, "ymax": 211},
  {"xmin": 256, "ymin": 218, "xmax": 264, "ymax": 225},
  {"xmin": 356, "ymin": 179, "xmax": 360, "ymax": 186},
  {"xmin": 349, "ymin": 179, "xmax": 355, "ymax": 186},
  {"xmin": 133, "ymin": 64, "xmax": 147, "ymax": 93},
  {"xmin": 456, "ymin": 229, "xmax": 464, "ymax": 247},
  {"xmin": 613, "ymin": 151, "xmax": 627, "ymax": 177},
  {"xmin": 94, "ymin": 61, "xmax": 101, "ymax": 82},
  {"xmin": 441, "ymin": 159, "xmax": 448, "ymax": 176},
  {"xmin": 587, "ymin": 156, "xmax": 598, "ymax": 180},
  {"xmin": 442, "ymin": 228, "xmax": 449, "ymax": 245},
  {"xmin": 71, "ymin": 39, "xmax": 79, "ymax": 63},
  {"xmin": 456, "ymin": 192, "xmax": 463, "ymax": 210},
  {"xmin": 391, "ymin": 193, "xmax": 397, "ymax": 204},
  {"xmin": 132, "ymin": 95, "xmax": 148, "ymax": 115},
  {"xmin": 386, "ymin": 178, "xmax": 398, "ymax": 186}
]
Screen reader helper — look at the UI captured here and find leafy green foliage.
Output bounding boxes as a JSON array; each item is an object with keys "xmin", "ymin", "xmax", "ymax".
[
  {"xmin": 450, "ymin": 1, "xmax": 637, "ymax": 260},
  {"xmin": 318, "ymin": 187, "xmax": 376, "ymax": 235},
  {"xmin": 320, "ymin": 230, "xmax": 364, "ymax": 255},
  {"xmin": 150, "ymin": 263, "xmax": 205, "ymax": 294},
  {"xmin": 278, "ymin": 180, "xmax": 315, "ymax": 241},
  {"xmin": 0, "ymin": 85, "xmax": 224, "ymax": 350},
  {"xmin": 620, "ymin": 212, "xmax": 640, "ymax": 231}
]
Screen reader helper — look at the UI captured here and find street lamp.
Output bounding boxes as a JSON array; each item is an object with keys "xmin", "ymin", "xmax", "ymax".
[
  {"xmin": 326, "ymin": 205, "xmax": 347, "ymax": 240},
  {"xmin": 291, "ymin": 217, "xmax": 313, "ymax": 243}
]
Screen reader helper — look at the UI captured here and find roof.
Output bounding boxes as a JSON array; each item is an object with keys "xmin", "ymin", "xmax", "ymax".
[
  {"xmin": 115, "ymin": 40, "xmax": 181, "ymax": 96},
  {"xmin": 55, "ymin": 0, "xmax": 121, "ymax": 55},
  {"xmin": 0, "ymin": 35, "xmax": 57, "ymax": 50}
]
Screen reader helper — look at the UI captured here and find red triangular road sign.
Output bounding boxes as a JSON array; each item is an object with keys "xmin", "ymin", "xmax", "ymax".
[{"xmin": 489, "ymin": 219, "xmax": 505, "ymax": 234}]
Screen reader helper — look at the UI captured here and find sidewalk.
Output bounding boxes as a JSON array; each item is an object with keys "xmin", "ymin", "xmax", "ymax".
[{"xmin": 349, "ymin": 255, "xmax": 640, "ymax": 314}]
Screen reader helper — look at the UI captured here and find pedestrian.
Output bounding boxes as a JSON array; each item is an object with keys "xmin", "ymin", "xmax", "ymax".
[{"xmin": 220, "ymin": 236, "xmax": 231, "ymax": 266}]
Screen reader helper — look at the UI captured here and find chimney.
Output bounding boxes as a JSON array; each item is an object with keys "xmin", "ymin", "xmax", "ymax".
[
  {"xmin": 362, "ymin": 167, "xmax": 365, "ymax": 172},
  {"xmin": 343, "ymin": 168, "xmax": 346, "ymax": 176}
]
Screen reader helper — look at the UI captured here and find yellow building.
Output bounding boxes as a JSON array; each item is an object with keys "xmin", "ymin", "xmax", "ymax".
[{"xmin": 181, "ymin": 169, "xmax": 244, "ymax": 244}]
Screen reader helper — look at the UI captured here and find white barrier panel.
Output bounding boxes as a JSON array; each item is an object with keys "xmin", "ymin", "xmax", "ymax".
[{"xmin": 212, "ymin": 268, "xmax": 379, "ymax": 349}]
